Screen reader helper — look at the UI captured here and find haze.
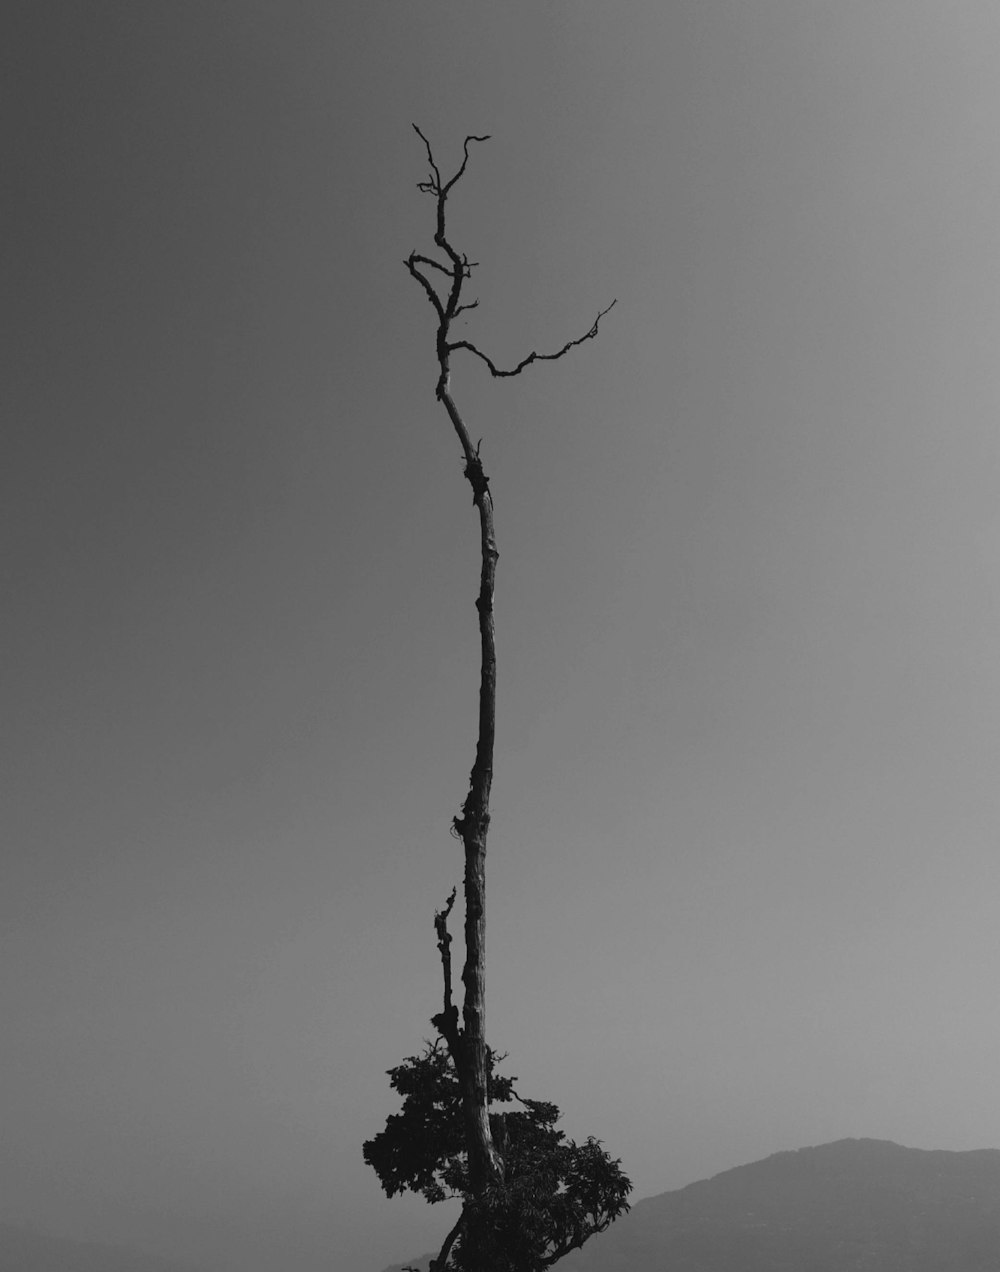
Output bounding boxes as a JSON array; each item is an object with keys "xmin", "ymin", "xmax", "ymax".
[{"xmin": 4, "ymin": 4, "xmax": 1000, "ymax": 1271}]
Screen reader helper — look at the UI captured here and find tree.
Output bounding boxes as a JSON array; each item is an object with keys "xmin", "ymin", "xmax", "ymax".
[
  {"xmin": 365, "ymin": 1039, "xmax": 631, "ymax": 1271},
  {"xmin": 364, "ymin": 127, "xmax": 628, "ymax": 1272}
]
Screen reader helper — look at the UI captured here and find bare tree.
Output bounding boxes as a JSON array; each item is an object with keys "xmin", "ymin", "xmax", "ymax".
[{"xmin": 365, "ymin": 128, "xmax": 626, "ymax": 1272}]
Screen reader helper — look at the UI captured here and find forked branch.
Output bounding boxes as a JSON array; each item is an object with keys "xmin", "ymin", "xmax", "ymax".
[{"xmin": 406, "ymin": 123, "xmax": 616, "ymax": 403}]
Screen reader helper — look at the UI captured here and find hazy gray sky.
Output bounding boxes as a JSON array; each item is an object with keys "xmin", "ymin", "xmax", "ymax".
[{"xmin": 4, "ymin": 4, "xmax": 1000, "ymax": 1271}]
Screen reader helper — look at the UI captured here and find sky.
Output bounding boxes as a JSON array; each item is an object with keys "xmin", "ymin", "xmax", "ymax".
[{"xmin": 3, "ymin": 3, "xmax": 1000, "ymax": 1271}]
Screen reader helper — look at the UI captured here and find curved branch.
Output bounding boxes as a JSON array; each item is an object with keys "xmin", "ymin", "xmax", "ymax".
[
  {"xmin": 405, "ymin": 254, "xmax": 445, "ymax": 323},
  {"xmin": 411, "ymin": 252, "xmax": 454, "ymax": 277},
  {"xmin": 448, "ymin": 300, "xmax": 617, "ymax": 377},
  {"xmin": 446, "ymin": 134, "xmax": 492, "ymax": 193}
]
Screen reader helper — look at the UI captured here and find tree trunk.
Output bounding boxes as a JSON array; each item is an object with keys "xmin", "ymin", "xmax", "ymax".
[{"xmin": 439, "ymin": 379, "xmax": 505, "ymax": 1198}]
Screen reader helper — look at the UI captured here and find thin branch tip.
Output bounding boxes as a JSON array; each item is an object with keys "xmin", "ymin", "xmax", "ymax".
[
  {"xmin": 435, "ymin": 887, "xmax": 458, "ymax": 921},
  {"xmin": 411, "ymin": 125, "xmax": 491, "ymax": 197}
]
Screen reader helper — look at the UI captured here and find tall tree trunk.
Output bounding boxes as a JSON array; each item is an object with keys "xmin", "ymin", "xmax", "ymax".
[{"xmin": 439, "ymin": 379, "xmax": 505, "ymax": 1197}]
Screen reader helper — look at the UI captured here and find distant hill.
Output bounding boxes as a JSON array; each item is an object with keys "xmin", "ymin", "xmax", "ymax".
[
  {"xmin": 0, "ymin": 1223, "xmax": 206, "ymax": 1272},
  {"xmin": 384, "ymin": 1138, "xmax": 1000, "ymax": 1271}
]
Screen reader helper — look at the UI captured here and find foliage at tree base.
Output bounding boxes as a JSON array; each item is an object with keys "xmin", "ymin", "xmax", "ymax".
[{"xmin": 364, "ymin": 1043, "xmax": 631, "ymax": 1271}]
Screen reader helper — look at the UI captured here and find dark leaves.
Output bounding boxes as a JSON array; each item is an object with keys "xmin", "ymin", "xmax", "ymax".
[{"xmin": 364, "ymin": 1043, "xmax": 632, "ymax": 1269}]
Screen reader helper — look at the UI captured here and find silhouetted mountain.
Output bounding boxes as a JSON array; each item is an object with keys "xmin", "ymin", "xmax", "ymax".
[
  {"xmin": 0, "ymin": 1223, "xmax": 207, "ymax": 1272},
  {"xmin": 384, "ymin": 1138, "xmax": 1000, "ymax": 1271}
]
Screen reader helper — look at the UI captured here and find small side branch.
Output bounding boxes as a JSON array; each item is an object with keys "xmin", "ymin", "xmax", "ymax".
[
  {"xmin": 411, "ymin": 253, "xmax": 453, "ymax": 277},
  {"xmin": 406, "ymin": 258, "xmax": 446, "ymax": 322},
  {"xmin": 431, "ymin": 888, "xmax": 461, "ymax": 1052},
  {"xmin": 448, "ymin": 299, "xmax": 617, "ymax": 378}
]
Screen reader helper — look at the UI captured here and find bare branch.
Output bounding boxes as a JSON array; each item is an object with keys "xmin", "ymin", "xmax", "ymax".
[
  {"xmin": 434, "ymin": 888, "xmax": 457, "ymax": 1009},
  {"xmin": 412, "ymin": 124, "xmax": 491, "ymax": 198},
  {"xmin": 407, "ymin": 127, "xmax": 617, "ymax": 398},
  {"xmin": 431, "ymin": 888, "xmax": 461, "ymax": 1050},
  {"xmin": 411, "ymin": 125, "xmax": 490, "ymax": 307},
  {"xmin": 412, "ymin": 123, "xmax": 443, "ymax": 193},
  {"xmin": 411, "ymin": 253, "xmax": 454, "ymax": 277},
  {"xmin": 405, "ymin": 254, "xmax": 445, "ymax": 322},
  {"xmin": 448, "ymin": 299, "xmax": 618, "ymax": 377},
  {"xmin": 442, "ymin": 133, "xmax": 492, "ymax": 195}
]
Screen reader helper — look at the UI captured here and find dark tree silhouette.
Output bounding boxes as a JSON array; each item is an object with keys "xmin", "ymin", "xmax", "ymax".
[
  {"xmin": 365, "ymin": 1041, "xmax": 631, "ymax": 1271},
  {"xmin": 364, "ymin": 127, "xmax": 628, "ymax": 1272}
]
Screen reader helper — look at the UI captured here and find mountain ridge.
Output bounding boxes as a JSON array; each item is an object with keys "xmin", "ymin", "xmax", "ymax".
[{"xmin": 383, "ymin": 1137, "xmax": 1000, "ymax": 1272}]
